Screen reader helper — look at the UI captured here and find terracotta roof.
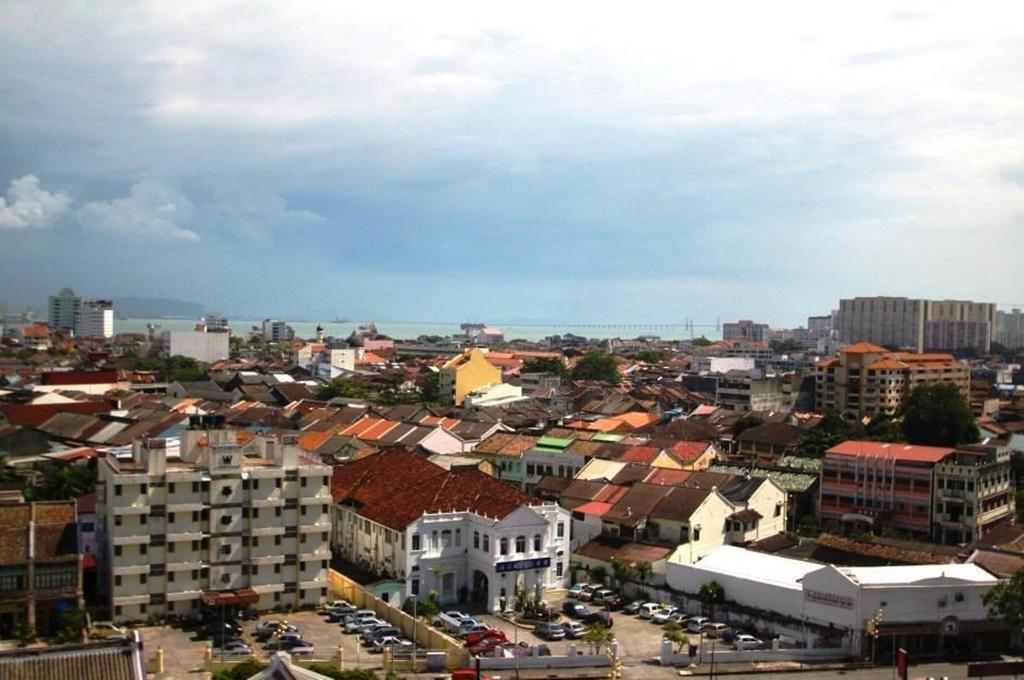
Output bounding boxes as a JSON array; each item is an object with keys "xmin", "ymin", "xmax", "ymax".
[
  {"xmin": 573, "ymin": 501, "xmax": 614, "ymax": 517},
  {"xmin": 866, "ymin": 358, "xmax": 908, "ymax": 370},
  {"xmin": 650, "ymin": 485, "xmax": 713, "ymax": 521},
  {"xmin": 605, "ymin": 483, "xmax": 673, "ymax": 527},
  {"xmin": 840, "ymin": 342, "xmax": 889, "ymax": 354},
  {"xmin": 331, "ymin": 448, "xmax": 534, "ymax": 530},
  {"xmin": 736, "ymin": 422, "xmax": 802, "ymax": 447},
  {"xmin": 619, "ymin": 446, "xmax": 662, "ymax": 463},
  {"xmin": 728, "ymin": 508, "xmax": 763, "ymax": 522},
  {"xmin": 826, "ymin": 441, "xmax": 955, "ymax": 464},
  {"xmin": 667, "ymin": 440, "xmax": 712, "ymax": 462},
  {"xmin": 0, "ymin": 637, "xmax": 145, "ymax": 680},
  {"xmin": 967, "ymin": 549, "xmax": 1024, "ymax": 577},
  {"xmin": 575, "ymin": 535, "xmax": 673, "ymax": 565},
  {"xmin": 644, "ymin": 468, "xmax": 693, "ymax": 486}
]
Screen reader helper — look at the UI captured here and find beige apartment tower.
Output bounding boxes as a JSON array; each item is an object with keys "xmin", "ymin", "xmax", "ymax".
[{"xmin": 97, "ymin": 418, "xmax": 331, "ymax": 622}]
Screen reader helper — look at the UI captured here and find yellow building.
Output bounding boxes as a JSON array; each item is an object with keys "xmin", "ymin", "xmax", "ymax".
[{"xmin": 439, "ymin": 348, "xmax": 503, "ymax": 405}]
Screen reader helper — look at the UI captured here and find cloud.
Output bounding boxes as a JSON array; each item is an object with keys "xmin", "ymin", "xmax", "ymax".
[
  {"xmin": 78, "ymin": 180, "xmax": 200, "ymax": 241},
  {"xmin": 0, "ymin": 175, "xmax": 70, "ymax": 229}
]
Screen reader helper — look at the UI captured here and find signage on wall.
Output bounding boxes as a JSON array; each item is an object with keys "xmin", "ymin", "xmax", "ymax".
[
  {"xmin": 495, "ymin": 557, "xmax": 552, "ymax": 573},
  {"xmin": 804, "ymin": 589, "xmax": 854, "ymax": 609}
]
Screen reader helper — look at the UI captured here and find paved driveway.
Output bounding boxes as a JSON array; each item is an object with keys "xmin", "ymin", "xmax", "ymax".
[{"xmin": 136, "ymin": 625, "xmax": 212, "ymax": 680}]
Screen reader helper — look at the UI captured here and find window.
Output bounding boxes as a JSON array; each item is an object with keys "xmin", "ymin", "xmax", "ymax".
[
  {"xmin": 114, "ymin": 606, "xmax": 122, "ymax": 617},
  {"xmin": 693, "ymin": 528, "xmax": 701, "ymax": 541},
  {"xmin": 556, "ymin": 522, "xmax": 565, "ymax": 539},
  {"xmin": 274, "ymin": 564, "xmax": 281, "ymax": 574},
  {"xmin": 191, "ymin": 540, "xmax": 199, "ymax": 551},
  {"xmin": 774, "ymin": 504, "xmax": 782, "ymax": 518},
  {"xmin": 483, "ymin": 534, "xmax": 490, "ymax": 552},
  {"xmin": 275, "ymin": 535, "xmax": 281, "ymax": 546},
  {"xmin": 441, "ymin": 530, "xmax": 451, "ymax": 548},
  {"xmin": 140, "ymin": 544, "xmax": 147, "ymax": 555},
  {"xmin": 115, "ymin": 575, "xmax": 122, "ymax": 587},
  {"xmin": 141, "ymin": 484, "xmax": 147, "ymax": 495},
  {"xmin": 500, "ymin": 537, "xmax": 509, "ymax": 555},
  {"xmin": 168, "ymin": 571, "xmax": 175, "ymax": 582},
  {"xmin": 192, "ymin": 482, "xmax": 200, "ymax": 493},
  {"xmin": 252, "ymin": 537, "xmax": 259, "ymax": 548},
  {"xmin": 275, "ymin": 478, "xmax": 282, "ymax": 489},
  {"xmin": 168, "ymin": 512, "xmax": 176, "ymax": 523},
  {"xmin": 140, "ymin": 574, "xmax": 147, "ymax": 585},
  {"xmin": 251, "ymin": 565, "xmax": 259, "ymax": 576},
  {"xmin": 556, "ymin": 562, "xmax": 564, "ymax": 577},
  {"xmin": 473, "ymin": 531, "xmax": 480, "ymax": 549},
  {"xmin": 411, "ymin": 578, "xmax": 420, "ymax": 596},
  {"xmin": 168, "ymin": 482, "xmax": 176, "ymax": 493},
  {"xmin": 140, "ymin": 514, "xmax": 147, "ymax": 525},
  {"xmin": 252, "ymin": 508, "xmax": 259, "ymax": 519},
  {"xmin": 221, "ymin": 486, "xmax": 232, "ymax": 497},
  {"xmin": 301, "ymin": 477, "xmax": 307, "ymax": 487},
  {"xmin": 115, "ymin": 485, "xmax": 122, "ymax": 496},
  {"xmin": 526, "ymin": 464, "xmax": 536, "ymax": 476},
  {"xmin": 115, "ymin": 515, "xmax": 123, "ymax": 527},
  {"xmin": 275, "ymin": 507, "xmax": 282, "ymax": 518},
  {"xmin": 220, "ymin": 545, "xmax": 231, "ymax": 556},
  {"xmin": 220, "ymin": 515, "xmax": 232, "ymax": 526},
  {"xmin": 150, "ymin": 564, "xmax": 164, "ymax": 576},
  {"xmin": 192, "ymin": 511, "xmax": 199, "ymax": 522},
  {"xmin": 169, "ymin": 542, "xmax": 175, "ymax": 553},
  {"xmin": 515, "ymin": 535, "xmax": 526, "ymax": 553},
  {"xmin": 81, "ymin": 521, "xmax": 95, "ymax": 532},
  {"xmin": 533, "ymin": 534, "xmax": 541, "ymax": 552},
  {"xmin": 253, "ymin": 479, "xmax": 259, "ymax": 490},
  {"xmin": 455, "ymin": 529, "xmax": 461, "ymax": 547}
]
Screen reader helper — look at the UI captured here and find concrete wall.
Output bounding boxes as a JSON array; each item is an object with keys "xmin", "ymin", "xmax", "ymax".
[
  {"xmin": 169, "ymin": 331, "xmax": 230, "ymax": 363},
  {"xmin": 659, "ymin": 639, "xmax": 849, "ymax": 666}
]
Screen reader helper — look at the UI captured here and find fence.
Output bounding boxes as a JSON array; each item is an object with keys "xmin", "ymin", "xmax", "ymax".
[
  {"xmin": 659, "ymin": 639, "xmax": 850, "ymax": 666},
  {"xmin": 478, "ymin": 642, "xmax": 615, "ymax": 671},
  {"xmin": 327, "ymin": 568, "xmax": 469, "ymax": 670}
]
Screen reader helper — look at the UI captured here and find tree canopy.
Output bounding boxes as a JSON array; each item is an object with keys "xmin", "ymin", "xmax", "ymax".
[
  {"xmin": 570, "ymin": 351, "xmax": 621, "ymax": 384},
  {"xmin": 983, "ymin": 568, "xmax": 1024, "ymax": 634},
  {"xmin": 315, "ymin": 378, "xmax": 370, "ymax": 401},
  {"xmin": 796, "ymin": 413, "xmax": 853, "ymax": 457},
  {"xmin": 732, "ymin": 415, "xmax": 763, "ymax": 437},
  {"xmin": 865, "ymin": 413, "xmax": 904, "ymax": 443},
  {"xmin": 136, "ymin": 355, "xmax": 205, "ymax": 382},
  {"xmin": 522, "ymin": 356, "xmax": 567, "ymax": 376},
  {"xmin": 901, "ymin": 383, "xmax": 979, "ymax": 447},
  {"xmin": 698, "ymin": 581, "xmax": 725, "ymax": 617}
]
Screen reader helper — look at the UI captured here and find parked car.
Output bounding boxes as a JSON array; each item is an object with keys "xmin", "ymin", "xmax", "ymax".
[
  {"xmin": 470, "ymin": 636, "xmax": 510, "ymax": 656},
  {"xmin": 652, "ymin": 605, "xmax": 680, "ymax": 624},
  {"xmin": 360, "ymin": 625, "xmax": 400, "ymax": 644},
  {"xmin": 369, "ymin": 636, "xmax": 412, "ymax": 654},
  {"xmin": 203, "ymin": 622, "xmax": 241, "ymax": 640},
  {"xmin": 214, "ymin": 641, "xmax": 252, "ymax": 657},
  {"xmin": 622, "ymin": 601, "xmax": 643, "ymax": 615},
  {"xmin": 566, "ymin": 583, "xmax": 588, "ymax": 598},
  {"xmin": 701, "ymin": 622, "xmax": 731, "ymax": 639},
  {"xmin": 686, "ymin": 616, "xmax": 710, "ymax": 633},
  {"xmin": 576, "ymin": 585, "xmax": 603, "ymax": 602},
  {"xmin": 255, "ymin": 622, "xmax": 298, "ymax": 641},
  {"xmin": 465, "ymin": 628, "xmax": 506, "ymax": 647},
  {"xmin": 603, "ymin": 595, "xmax": 628, "ymax": 611},
  {"xmin": 345, "ymin": 617, "xmax": 385, "ymax": 634},
  {"xmin": 562, "ymin": 602, "xmax": 590, "ymax": 619},
  {"xmin": 591, "ymin": 589, "xmax": 616, "ymax": 605},
  {"xmin": 456, "ymin": 618, "xmax": 483, "ymax": 636},
  {"xmin": 283, "ymin": 640, "xmax": 315, "ymax": 656},
  {"xmin": 563, "ymin": 621, "xmax": 586, "ymax": 639},
  {"xmin": 666, "ymin": 612, "xmax": 689, "ymax": 625},
  {"xmin": 459, "ymin": 623, "xmax": 491, "ymax": 639},
  {"xmin": 265, "ymin": 633, "xmax": 305, "ymax": 651},
  {"xmin": 341, "ymin": 608, "xmax": 376, "ymax": 623},
  {"xmin": 534, "ymin": 622, "xmax": 566, "ymax": 641},
  {"xmin": 88, "ymin": 622, "xmax": 128, "ymax": 640},
  {"xmin": 583, "ymin": 610, "xmax": 614, "ymax": 628},
  {"xmin": 733, "ymin": 634, "xmax": 764, "ymax": 650},
  {"xmin": 326, "ymin": 605, "xmax": 357, "ymax": 621},
  {"xmin": 638, "ymin": 603, "xmax": 662, "ymax": 619}
]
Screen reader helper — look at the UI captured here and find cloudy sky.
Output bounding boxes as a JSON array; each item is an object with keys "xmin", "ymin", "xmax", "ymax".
[{"xmin": 1, "ymin": 2, "xmax": 1023, "ymax": 326}]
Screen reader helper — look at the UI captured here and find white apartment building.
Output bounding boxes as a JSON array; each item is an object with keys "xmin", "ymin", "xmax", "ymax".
[
  {"xmin": 76, "ymin": 299, "xmax": 114, "ymax": 338},
  {"xmin": 168, "ymin": 329, "xmax": 230, "ymax": 363},
  {"xmin": 201, "ymin": 314, "xmax": 230, "ymax": 332},
  {"xmin": 97, "ymin": 420, "xmax": 331, "ymax": 622},
  {"xmin": 331, "ymin": 449, "xmax": 571, "ymax": 612},
  {"xmin": 293, "ymin": 344, "xmax": 356, "ymax": 379},
  {"xmin": 722, "ymin": 320, "xmax": 769, "ymax": 343},
  {"xmin": 261, "ymin": 319, "xmax": 295, "ymax": 343},
  {"xmin": 996, "ymin": 309, "xmax": 1024, "ymax": 349}
]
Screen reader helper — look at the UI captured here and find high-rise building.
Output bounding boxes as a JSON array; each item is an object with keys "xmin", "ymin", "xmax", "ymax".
[
  {"xmin": 261, "ymin": 319, "xmax": 294, "ymax": 343},
  {"xmin": 97, "ymin": 421, "xmax": 331, "ymax": 622},
  {"xmin": 722, "ymin": 320, "xmax": 769, "ymax": 343},
  {"xmin": 815, "ymin": 342, "xmax": 970, "ymax": 418},
  {"xmin": 75, "ymin": 299, "xmax": 114, "ymax": 338},
  {"xmin": 201, "ymin": 313, "xmax": 230, "ymax": 333},
  {"xmin": 924, "ymin": 319, "xmax": 991, "ymax": 353},
  {"xmin": 996, "ymin": 309, "xmax": 1024, "ymax": 349},
  {"xmin": 47, "ymin": 287, "xmax": 82, "ymax": 332},
  {"xmin": 837, "ymin": 297, "xmax": 998, "ymax": 353}
]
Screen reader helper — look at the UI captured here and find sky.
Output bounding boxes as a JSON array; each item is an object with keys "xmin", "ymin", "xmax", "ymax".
[{"xmin": 1, "ymin": 1, "xmax": 1023, "ymax": 327}]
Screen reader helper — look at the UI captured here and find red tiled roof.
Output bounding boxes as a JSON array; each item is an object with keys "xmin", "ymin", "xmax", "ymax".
[
  {"xmin": 40, "ymin": 370, "xmax": 119, "ymax": 385},
  {"xmin": 573, "ymin": 501, "xmax": 613, "ymax": 517},
  {"xmin": 619, "ymin": 446, "xmax": 661, "ymax": 463},
  {"xmin": 331, "ymin": 448, "xmax": 534, "ymax": 530},
  {"xmin": 840, "ymin": 342, "xmax": 889, "ymax": 354},
  {"xmin": 0, "ymin": 401, "xmax": 112, "ymax": 427},
  {"xmin": 644, "ymin": 468, "xmax": 693, "ymax": 486},
  {"xmin": 668, "ymin": 440, "xmax": 711, "ymax": 462},
  {"xmin": 826, "ymin": 440, "xmax": 955, "ymax": 464}
]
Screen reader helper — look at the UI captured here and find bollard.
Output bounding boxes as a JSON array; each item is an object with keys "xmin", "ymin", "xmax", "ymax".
[
  {"xmin": 337, "ymin": 645, "xmax": 345, "ymax": 671},
  {"xmin": 155, "ymin": 647, "xmax": 165, "ymax": 673}
]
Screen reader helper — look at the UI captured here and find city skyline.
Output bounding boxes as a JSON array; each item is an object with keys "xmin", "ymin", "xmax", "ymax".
[{"xmin": 2, "ymin": 3, "xmax": 1024, "ymax": 326}]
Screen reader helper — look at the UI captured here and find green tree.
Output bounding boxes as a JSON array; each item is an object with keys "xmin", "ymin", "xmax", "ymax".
[
  {"xmin": 417, "ymin": 370, "xmax": 441, "ymax": 403},
  {"xmin": 570, "ymin": 352, "xmax": 621, "ymax": 384},
  {"xmin": 581, "ymin": 621, "xmax": 615, "ymax": 654},
  {"xmin": 631, "ymin": 350, "xmax": 666, "ymax": 363},
  {"xmin": 797, "ymin": 413, "xmax": 852, "ymax": 457},
  {"xmin": 634, "ymin": 561, "xmax": 652, "ymax": 592},
  {"xmin": 901, "ymin": 383, "xmax": 979, "ymax": 447},
  {"xmin": 36, "ymin": 464, "xmax": 96, "ymax": 501},
  {"xmin": 590, "ymin": 565, "xmax": 607, "ymax": 585},
  {"xmin": 866, "ymin": 413, "xmax": 904, "ymax": 443},
  {"xmin": 610, "ymin": 557, "xmax": 633, "ymax": 589},
  {"xmin": 732, "ymin": 415, "xmax": 763, "ymax": 437},
  {"xmin": 315, "ymin": 378, "xmax": 370, "ymax": 401},
  {"xmin": 211, "ymin": 660, "xmax": 268, "ymax": 680},
  {"xmin": 698, "ymin": 581, "xmax": 725, "ymax": 618},
  {"xmin": 303, "ymin": 665, "xmax": 377, "ymax": 680},
  {"xmin": 983, "ymin": 568, "xmax": 1024, "ymax": 636},
  {"xmin": 53, "ymin": 608, "xmax": 87, "ymax": 644},
  {"xmin": 691, "ymin": 336, "xmax": 712, "ymax": 347},
  {"xmin": 522, "ymin": 356, "xmax": 567, "ymax": 376},
  {"xmin": 663, "ymin": 621, "xmax": 689, "ymax": 653}
]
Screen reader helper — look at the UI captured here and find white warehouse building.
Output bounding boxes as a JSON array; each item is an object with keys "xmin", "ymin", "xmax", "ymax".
[
  {"xmin": 666, "ymin": 545, "xmax": 1006, "ymax": 659},
  {"xmin": 331, "ymin": 448, "xmax": 571, "ymax": 612}
]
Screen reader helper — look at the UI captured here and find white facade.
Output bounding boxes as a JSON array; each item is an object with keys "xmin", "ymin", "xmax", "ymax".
[
  {"xmin": 76, "ymin": 300, "xmax": 114, "ymax": 338},
  {"xmin": 294, "ymin": 345, "xmax": 356, "ymax": 379},
  {"xmin": 667, "ymin": 546, "xmax": 999, "ymax": 655},
  {"xmin": 332, "ymin": 503, "xmax": 570, "ymax": 612},
  {"xmin": 464, "ymin": 382, "xmax": 527, "ymax": 407},
  {"xmin": 696, "ymin": 356, "xmax": 755, "ymax": 374},
  {"xmin": 261, "ymin": 319, "xmax": 295, "ymax": 343},
  {"xmin": 168, "ymin": 330, "xmax": 231, "ymax": 363},
  {"xmin": 97, "ymin": 427, "xmax": 331, "ymax": 623},
  {"xmin": 201, "ymin": 314, "xmax": 230, "ymax": 332}
]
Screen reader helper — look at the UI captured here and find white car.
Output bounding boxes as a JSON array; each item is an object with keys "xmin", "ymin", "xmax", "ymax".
[
  {"xmin": 215, "ymin": 641, "xmax": 253, "ymax": 656},
  {"xmin": 686, "ymin": 616, "xmax": 710, "ymax": 633},
  {"xmin": 733, "ymin": 634, "xmax": 764, "ymax": 650},
  {"xmin": 638, "ymin": 603, "xmax": 662, "ymax": 619},
  {"xmin": 652, "ymin": 605, "xmax": 680, "ymax": 624},
  {"xmin": 345, "ymin": 617, "xmax": 384, "ymax": 634}
]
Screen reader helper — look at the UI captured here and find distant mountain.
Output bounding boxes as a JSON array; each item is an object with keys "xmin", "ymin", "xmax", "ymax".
[{"xmin": 112, "ymin": 297, "xmax": 205, "ymax": 319}]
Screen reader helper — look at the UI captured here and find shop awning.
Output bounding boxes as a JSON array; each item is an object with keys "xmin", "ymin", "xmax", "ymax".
[{"xmin": 201, "ymin": 588, "xmax": 259, "ymax": 607}]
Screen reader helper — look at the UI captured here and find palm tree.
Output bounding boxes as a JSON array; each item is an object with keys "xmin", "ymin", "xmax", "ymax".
[
  {"xmin": 634, "ymin": 561, "xmax": 652, "ymax": 596},
  {"xmin": 610, "ymin": 557, "xmax": 633, "ymax": 591},
  {"xmin": 698, "ymin": 581, "xmax": 725, "ymax": 618},
  {"xmin": 581, "ymin": 621, "xmax": 615, "ymax": 655},
  {"xmin": 663, "ymin": 621, "xmax": 689, "ymax": 653}
]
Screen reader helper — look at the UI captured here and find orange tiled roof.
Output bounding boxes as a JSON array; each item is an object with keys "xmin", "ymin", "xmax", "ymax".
[
  {"xmin": 841, "ymin": 342, "xmax": 889, "ymax": 354},
  {"xmin": 826, "ymin": 440, "xmax": 954, "ymax": 463}
]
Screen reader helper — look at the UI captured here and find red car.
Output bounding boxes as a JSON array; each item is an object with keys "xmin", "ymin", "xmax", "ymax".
[
  {"xmin": 470, "ymin": 636, "xmax": 509, "ymax": 656},
  {"xmin": 465, "ymin": 628, "xmax": 506, "ymax": 647}
]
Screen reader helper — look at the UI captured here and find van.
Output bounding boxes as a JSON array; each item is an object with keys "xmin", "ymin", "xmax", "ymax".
[
  {"xmin": 638, "ymin": 603, "xmax": 661, "ymax": 619},
  {"xmin": 701, "ymin": 622, "xmax": 731, "ymax": 639}
]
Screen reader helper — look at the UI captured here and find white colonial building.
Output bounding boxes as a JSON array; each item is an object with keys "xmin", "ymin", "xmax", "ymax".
[
  {"xmin": 331, "ymin": 449, "xmax": 570, "ymax": 611},
  {"xmin": 97, "ymin": 418, "xmax": 332, "ymax": 622}
]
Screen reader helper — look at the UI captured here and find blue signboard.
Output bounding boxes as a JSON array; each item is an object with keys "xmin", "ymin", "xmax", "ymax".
[{"xmin": 495, "ymin": 557, "xmax": 551, "ymax": 573}]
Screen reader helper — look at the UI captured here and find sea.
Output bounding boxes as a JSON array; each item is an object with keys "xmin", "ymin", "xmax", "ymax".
[{"xmin": 111, "ymin": 318, "xmax": 717, "ymax": 343}]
